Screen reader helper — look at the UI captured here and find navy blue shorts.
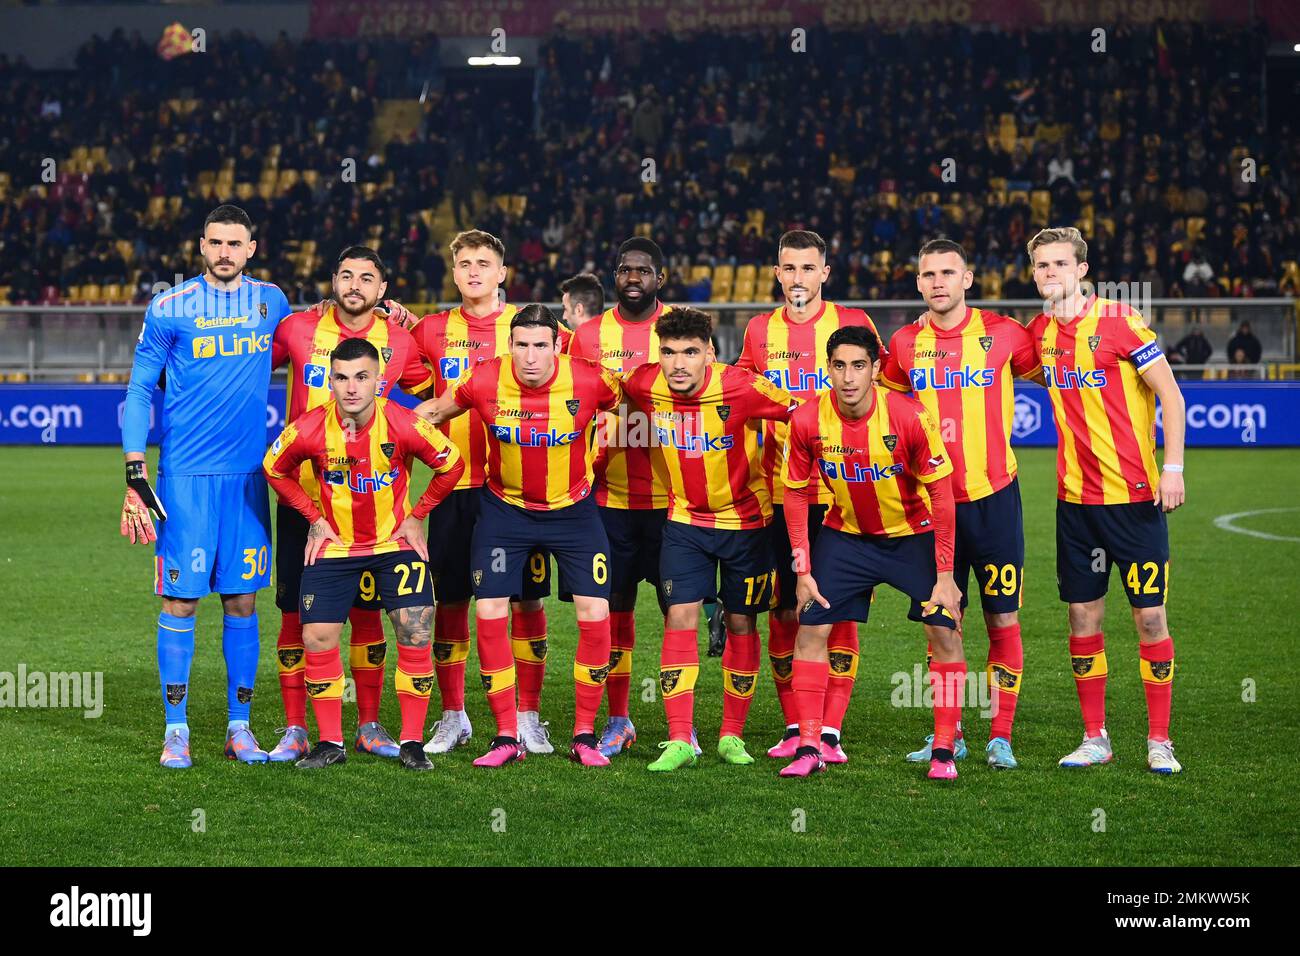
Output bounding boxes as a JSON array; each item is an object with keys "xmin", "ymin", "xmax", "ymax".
[
  {"xmin": 299, "ymin": 550, "xmax": 431, "ymax": 625},
  {"xmin": 154, "ymin": 473, "xmax": 271, "ymax": 598},
  {"xmin": 658, "ymin": 520, "xmax": 776, "ymax": 616},
  {"xmin": 800, "ymin": 526, "xmax": 956, "ymax": 630},
  {"xmin": 1056, "ymin": 499, "xmax": 1170, "ymax": 608},
  {"xmin": 954, "ymin": 478, "xmax": 1025, "ymax": 615},
  {"xmin": 770, "ymin": 503, "xmax": 829, "ymax": 611},
  {"xmin": 426, "ymin": 487, "xmax": 551, "ymax": 604},
  {"xmin": 470, "ymin": 489, "xmax": 610, "ymax": 600},
  {"xmin": 600, "ymin": 506, "xmax": 666, "ymax": 595},
  {"xmin": 275, "ymin": 505, "xmax": 382, "ymax": 613}
]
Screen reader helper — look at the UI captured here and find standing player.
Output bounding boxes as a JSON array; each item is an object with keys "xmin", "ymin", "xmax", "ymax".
[
  {"xmin": 565, "ymin": 238, "xmax": 673, "ymax": 757},
  {"xmin": 880, "ymin": 238, "xmax": 1042, "ymax": 769},
  {"xmin": 264, "ymin": 246, "xmax": 436, "ymax": 762},
  {"xmin": 779, "ymin": 327, "xmax": 965, "ymax": 780},
  {"xmin": 559, "ymin": 272, "xmax": 605, "ymax": 332},
  {"xmin": 120, "ymin": 204, "xmax": 291, "ymax": 768},
  {"xmin": 263, "ymin": 338, "xmax": 464, "ymax": 770},
  {"xmin": 417, "ymin": 305, "xmax": 623, "ymax": 767},
  {"xmin": 1026, "ymin": 227, "xmax": 1187, "ymax": 774},
  {"xmin": 410, "ymin": 230, "xmax": 554, "ymax": 755},
  {"xmin": 737, "ymin": 229, "xmax": 883, "ymax": 764},
  {"xmin": 620, "ymin": 308, "xmax": 799, "ymax": 773}
]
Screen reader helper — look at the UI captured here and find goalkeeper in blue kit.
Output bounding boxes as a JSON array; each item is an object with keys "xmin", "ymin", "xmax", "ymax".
[{"xmin": 120, "ymin": 205, "xmax": 292, "ymax": 768}]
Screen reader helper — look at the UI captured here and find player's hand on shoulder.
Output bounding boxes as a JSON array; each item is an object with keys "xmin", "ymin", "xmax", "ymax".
[{"xmin": 377, "ymin": 299, "xmax": 418, "ymax": 329}]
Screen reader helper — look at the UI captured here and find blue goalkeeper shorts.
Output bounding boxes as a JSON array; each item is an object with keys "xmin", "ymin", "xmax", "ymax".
[{"xmin": 153, "ymin": 473, "xmax": 272, "ymax": 599}]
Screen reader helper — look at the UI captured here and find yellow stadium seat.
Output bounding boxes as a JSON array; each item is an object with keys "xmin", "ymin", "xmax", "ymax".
[
  {"xmin": 1031, "ymin": 190, "xmax": 1051, "ymax": 222},
  {"xmin": 257, "ymin": 181, "xmax": 275, "ymax": 201},
  {"xmin": 746, "ymin": 209, "xmax": 765, "ymax": 233},
  {"xmin": 234, "ymin": 182, "xmax": 255, "ymax": 200},
  {"xmin": 1008, "ymin": 189, "xmax": 1029, "ymax": 208},
  {"xmin": 81, "ymin": 284, "xmax": 102, "ymax": 303},
  {"xmin": 983, "ymin": 273, "xmax": 1003, "ymax": 298},
  {"xmin": 635, "ymin": 222, "xmax": 652, "ymax": 238},
  {"xmin": 167, "ymin": 195, "xmax": 183, "ymax": 215},
  {"xmin": 277, "ymin": 169, "xmax": 300, "ymax": 192},
  {"xmin": 881, "ymin": 191, "xmax": 899, "ymax": 209},
  {"xmin": 146, "ymin": 196, "xmax": 167, "ymax": 222},
  {"xmin": 731, "ymin": 279, "xmax": 756, "ymax": 302},
  {"xmin": 1187, "ymin": 217, "xmax": 1206, "ymax": 241},
  {"xmin": 65, "ymin": 285, "xmax": 82, "ymax": 302},
  {"xmin": 301, "ymin": 170, "xmax": 320, "ymax": 189},
  {"xmin": 690, "ymin": 265, "xmax": 712, "ymax": 284},
  {"xmin": 986, "ymin": 190, "xmax": 1007, "ymax": 208},
  {"xmin": 0, "ymin": 286, "xmax": 10, "ymax": 305},
  {"xmin": 734, "ymin": 264, "xmax": 757, "ymax": 285},
  {"xmin": 116, "ymin": 239, "xmax": 135, "ymax": 264},
  {"xmin": 102, "ymin": 285, "xmax": 123, "ymax": 303}
]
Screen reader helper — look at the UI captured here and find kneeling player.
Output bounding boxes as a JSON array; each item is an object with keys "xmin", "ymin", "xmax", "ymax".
[
  {"xmin": 263, "ymin": 338, "xmax": 464, "ymax": 769},
  {"xmin": 418, "ymin": 304, "xmax": 623, "ymax": 767},
  {"xmin": 620, "ymin": 308, "xmax": 799, "ymax": 772},
  {"xmin": 780, "ymin": 327, "xmax": 965, "ymax": 780}
]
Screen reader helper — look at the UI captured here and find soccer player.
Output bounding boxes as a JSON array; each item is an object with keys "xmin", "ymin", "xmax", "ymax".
[
  {"xmin": 1026, "ymin": 227, "xmax": 1187, "ymax": 774},
  {"xmin": 779, "ymin": 326, "xmax": 965, "ymax": 780},
  {"xmin": 620, "ymin": 308, "xmax": 799, "ymax": 772},
  {"xmin": 879, "ymin": 238, "xmax": 1043, "ymax": 769},
  {"xmin": 565, "ymin": 238, "xmax": 674, "ymax": 757},
  {"xmin": 263, "ymin": 338, "xmax": 464, "ymax": 769},
  {"xmin": 417, "ymin": 305, "xmax": 623, "ymax": 767},
  {"xmin": 410, "ymin": 230, "xmax": 555, "ymax": 755},
  {"xmin": 559, "ymin": 272, "xmax": 605, "ymax": 331},
  {"xmin": 120, "ymin": 204, "xmax": 292, "ymax": 768},
  {"xmin": 737, "ymin": 229, "xmax": 883, "ymax": 764},
  {"xmin": 265, "ymin": 246, "xmax": 437, "ymax": 762}
]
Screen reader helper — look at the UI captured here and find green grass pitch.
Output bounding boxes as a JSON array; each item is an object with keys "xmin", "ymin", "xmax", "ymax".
[{"xmin": 1, "ymin": 446, "xmax": 1296, "ymax": 866}]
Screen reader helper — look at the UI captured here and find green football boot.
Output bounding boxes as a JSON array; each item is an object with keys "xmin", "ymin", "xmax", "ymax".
[
  {"xmin": 717, "ymin": 735, "xmax": 755, "ymax": 765},
  {"xmin": 647, "ymin": 739, "xmax": 698, "ymax": 772}
]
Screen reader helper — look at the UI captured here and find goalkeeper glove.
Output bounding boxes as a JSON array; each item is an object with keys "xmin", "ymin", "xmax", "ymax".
[{"xmin": 126, "ymin": 461, "xmax": 168, "ymax": 522}]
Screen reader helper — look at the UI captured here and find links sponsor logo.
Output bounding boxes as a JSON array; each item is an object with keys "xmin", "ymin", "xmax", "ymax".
[
  {"xmin": 191, "ymin": 331, "xmax": 272, "ymax": 359},
  {"xmin": 909, "ymin": 365, "xmax": 996, "ymax": 390},
  {"xmin": 764, "ymin": 366, "xmax": 830, "ymax": 391},
  {"xmin": 323, "ymin": 467, "xmax": 400, "ymax": 493},
  {"xmin": 1043, "ymin": 365, "xmax": 1107, "ymax": 389},
  {"xmin": 491, "ymin": 423, "xmax": 580, "ymax": 446},
  {"xmin": 818, "ymin": 457, "xmax": 903, "ymax": 482}
]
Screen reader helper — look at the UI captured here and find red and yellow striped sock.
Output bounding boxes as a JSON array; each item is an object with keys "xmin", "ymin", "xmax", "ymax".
[
  {"xmin": 822, "ymin": 622, "xmax": 859, "ymax": 735},
  {"xmin": 511, "ymin": 606, "xmax": 547, "ymax": 712},
  {"xmin": 573, "ymin": 618, "xmax": 612, "ymax": 736},
  {"xmin": 276, "ymin": 611, "xmax": 306, "ymax": 728},
  {"xmin": 476, "ymin": 614, "xmax": 517, "ymax": 739},
  {"xmin": 986, "ymin": 623, "xmax": 1023, "ymax": 741},
  {"xmin": 1069, "ymin": 632, "xmax": 1108, "ymax": 737},
  {"xmin": 1140, "ymin": 636, "xmax": 1175, "ymax": 742},
  {"xmin": 433, "ymin": 604, "xmax": 470, "ymax": 712},
  {"xmin": 304, "ymin": 647, "xmax": 345, "ymax": 745},
  {"xmin": 720, "ymin": 629, "xmax": 760, "ymax": 738},
  {"xmin": 767, "ymin": 615, "xmax": 797, "ymax": 726},
  {"xmin": 660, "ymin": 627, "xmax": 699, "ymax": 743},
  {"xmin": 348, "ymin": 607, "xmax": 387, "ymax": 726},
  {"xmin": 605, "ymin": 610, "xmax": 636, "ymax": 718},
  {"xmin": 395, "ymin": 643, "xmax": 434, "ymax": 743}
]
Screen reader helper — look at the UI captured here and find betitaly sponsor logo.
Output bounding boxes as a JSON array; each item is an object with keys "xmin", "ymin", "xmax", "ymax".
[
  {"xmin": 49, "ymin": 886, "xmax": 151, "ymax": 936},
  {"xmin": 0, "ymin": 664, "xmax": 103, "ymax": 718}
]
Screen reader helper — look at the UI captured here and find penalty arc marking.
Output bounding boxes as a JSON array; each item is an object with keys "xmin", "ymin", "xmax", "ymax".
[{"xmin": 1213, "ymin": 508, "xmax": 1300, "ymax": 543}]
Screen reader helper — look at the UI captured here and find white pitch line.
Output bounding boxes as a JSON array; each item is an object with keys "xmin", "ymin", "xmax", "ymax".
[{"xmin": 1213, "ymin": 508, "xmax": 1300, "ymax": 542}]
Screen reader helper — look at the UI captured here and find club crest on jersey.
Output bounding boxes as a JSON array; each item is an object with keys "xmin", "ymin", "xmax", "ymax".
[
  {"xmin": 302, "ymin": 595, "xmax": 315, "ymax": 610},
  {"xmin": 979, "ymin": 335, "xmax": 993, "ymax": 353},
  {"xmin": 259, "ymin": 303, "xmax": 268, "ymax": 319},
  {"xmin": 1088, "ymin": 335, "xmax": 1102, "ymax": 352},
  {"xmin": 381, "ymin": 347, "xmax": 393, "ymax": 362},
  {"xmin": 380, "ymin": 442, "xmax": 396, "ymax": 458},
  {"xmin": 566, "ymin": 398, "xmax": 581, "ymax": 415},
  {"xmin": 883, "ymin": 434, "xmax": 898, "ymax": 451},
  {"xmin": 717, "ymin": 404, "xmax": 731, "ymax": 422}
]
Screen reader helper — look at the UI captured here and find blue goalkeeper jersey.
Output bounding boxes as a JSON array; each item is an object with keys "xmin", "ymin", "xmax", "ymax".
[{"xmin": 122, "ymin": 274, "xmax": 292, "ymax": 476}]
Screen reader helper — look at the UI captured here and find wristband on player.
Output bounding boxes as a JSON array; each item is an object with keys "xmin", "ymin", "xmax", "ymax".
[
  {"xmin": 125, "ymin": 461, "xmax": 168, "ymax": 522},
  {"xmin": 1162, "ymin": 463, "xmax": 1184, "ymax": 474}
]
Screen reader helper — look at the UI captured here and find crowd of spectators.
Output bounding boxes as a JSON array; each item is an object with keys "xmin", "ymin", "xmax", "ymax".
[{"xmin": 0, "ymin": 21, "xmax": 1297, "ymax": 307}]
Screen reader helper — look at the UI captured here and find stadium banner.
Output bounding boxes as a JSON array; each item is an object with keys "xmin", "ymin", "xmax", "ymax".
[
  {"xmin": 308, "ymin": 0, "xmax": 1300, "ymax": 39},
  {"xmin": 1008, "ymin": 382, "xmax": 1300, "ymax": 448},
  {"xmin": 0, "ymin": 384, "xmax": 422, "ymax": 447}
]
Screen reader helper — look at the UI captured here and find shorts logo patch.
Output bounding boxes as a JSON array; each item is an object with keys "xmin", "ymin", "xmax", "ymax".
[
  {"xmin": 1071, "ymin": 655, "xmax": 1093, "ymax": 676},
  {"xmin": 1088, "ymin": 335, "xmax": 1102, "ymax": 352},
  {"xmin": 587, "ymin": 664, "xmax": 610, "ymax": 684},
  {"xmin": 366, "ymin": 644, "xmax": 387, "ymax": 665},
  {"xmin": 882, "ymin": 434, "xmax": 898, "ymax": 452},
  {"xmin": 236, "ymin": 685, "xmax": 254, "ymax": 704},
  {"xmin": 302, "ymin": 594, "xmax": 315, "ymax": 610},
  {"xmin": 380, "ymin": 442, "xmax": 396, "ymax": 458},
  {"xmin": 729, "ymin": 674, "xmax": 754, "ymax": 694},
  {"xmin": 770, "ymin": 655, "xmax": 793, "ymax": 679},
  {"xmin": 530, "ymin": 639, "xmax": 548, "ymax": 659},
  {"xmin": 662, "ymin": 579, "xmax": 673, "ymax": 597},
  {"xmin": 166, "ymin": 567, "xmax": 181, "ymax": 585},
  {"xmin": 565, "ymin": 398, "xmax": 581, "ymax": 415},
  {"xmin": 410, "ymin": 675, "xmax": 435, "ymax": 693},
  {"xmin": 380, "ymin": 347, "xmax": 393, "ymax": 362},
  {"xmin": 829, "ymin": 652, "xmax": 854, "ymax": 674},
  {"xmin": 660, "ymin": 668, "xmax": 682, "ymax": 694},
  {"xmin": 433, "ymin": 642, "xmax": 453, "ymax": 663},
  {"xmin": 716, "ymin": 404, "xmax": 731, "ymax": 422},
  {"xmin": 472, "ymin": 569, "xmax": 483, "ymax": 586},
  {"xmin": 278, "ymin": 648, "xmax": 304, "ymax": 668},
  {"xmin": 1149, "ymin": 659, "xmax": 1172, "ymax": 680},
  {"xmin": 979, "ymin": 335, "xmax": 993, "ymax": 353},
  {"xmin": 165, "ymin": 683, "xmax": 187, "ymax": 705}
]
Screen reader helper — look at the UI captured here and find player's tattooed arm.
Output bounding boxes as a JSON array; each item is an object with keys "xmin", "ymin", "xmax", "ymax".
[
  {"xmin": 412, "ymin": 389, "xmax": 466, "ymax": 425},
  {"xmin": 391, "ymin": 605, "xmax": 433, "ymax": 647}
]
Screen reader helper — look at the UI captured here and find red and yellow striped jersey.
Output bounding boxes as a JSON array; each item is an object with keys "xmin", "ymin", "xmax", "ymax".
[
  {"xmin": 410, "ymin": 303, "xmax": 518, "ymax": 491},
  {"xmin": 272, "ymin": 304, "xmax": 435, "ymax": 500},
  {"xmin": 453, "ymin": 354, "xmax": 622, "ymax": 511},
  {"xmin": 566, "ymin": 302, "xmax": 673, "ymax": 510},
  {"xmin": 263, "ymin": 397, "xmax": 462, "ymax": 558},
  {"xmin": 783, "ymin": 386, "xmax": 952, "ymax": 538},
  {"xmin": 737, "ymin": 301, "xmax": 882, "ymax": 507},
  {"xmin": 621, "ymin": 362, "xmax": 797, "ymax": 531},
  {"xmin": 880, "ymin": 307, "xmax": 1040, "ymax": 503},
  {"xmin": 1028, "ymin": 295, "xmax": 1164, "ymax": 505}
]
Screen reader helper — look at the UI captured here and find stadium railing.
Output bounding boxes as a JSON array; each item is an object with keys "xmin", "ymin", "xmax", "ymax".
[{"xmin": 0, "ymin": 298, "xmax": 1294, "ymax": 380}]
